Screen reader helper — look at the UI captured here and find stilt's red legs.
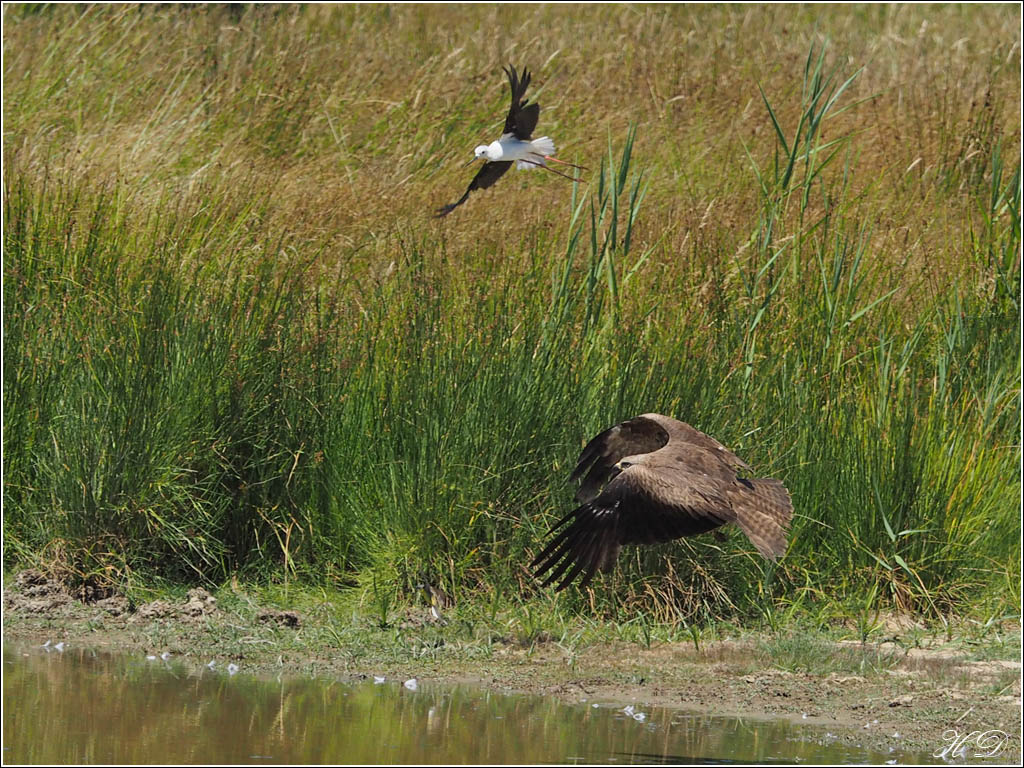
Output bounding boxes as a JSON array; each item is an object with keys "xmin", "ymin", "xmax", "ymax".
[
  {"xmin": 521, "ymin": 158, "xmax": 582, "ymax": 182},
  {"xmin": 544, "ymin": 155, "xmax": 588, "ymax": 171}
]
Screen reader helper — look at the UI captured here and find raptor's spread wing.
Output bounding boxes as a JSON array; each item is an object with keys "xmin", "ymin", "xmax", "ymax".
[
  {"xmin": 570, "ymin": 416, "xmax": 670, "ymax": 503},
  {"xmin": 533, "ymin": 414, "xmax": 794, "ymax": 592},
  {"xmin": 532, "ymin": 465, "xmax": 734, "ymax": 592}
]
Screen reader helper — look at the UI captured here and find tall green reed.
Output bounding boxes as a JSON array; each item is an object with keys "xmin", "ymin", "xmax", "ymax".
[
  {"xmin": 3, "ymin": 35, "xmax": 1018, "ymax": 623},
  {"xmin": 3, "ymin": 173, "xmax": 352, "ymax": 586}
]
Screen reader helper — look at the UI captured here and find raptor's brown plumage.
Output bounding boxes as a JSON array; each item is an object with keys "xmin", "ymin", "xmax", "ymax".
[{"xmin": 532, "ymin": 414, "xmax": 793, "ymax": 591}]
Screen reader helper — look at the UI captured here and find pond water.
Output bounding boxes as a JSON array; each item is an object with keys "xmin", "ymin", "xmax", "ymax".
[{"xmin": 4, "ymin": 642, "xmax": 937, "ymax": 764}]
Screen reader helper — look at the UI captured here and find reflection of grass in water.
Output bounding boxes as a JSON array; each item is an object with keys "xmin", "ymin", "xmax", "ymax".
[
  {"xmin": 5, "ymin": 642, "xmax": 938, "ymax": 765},
  {"xmin": 2, "ymin": 4, "xmax": 1020, "ymax": 628}
]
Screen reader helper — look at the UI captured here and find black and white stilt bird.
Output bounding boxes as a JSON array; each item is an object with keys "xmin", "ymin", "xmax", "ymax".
[{"xmin": 436, "ymin": 65, "xmax": 585, "ymax": 217}]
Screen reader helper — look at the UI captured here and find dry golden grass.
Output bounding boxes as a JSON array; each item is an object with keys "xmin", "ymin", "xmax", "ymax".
[{"xmin": 5, "ymin": 4, "xmax": 1019, "ymax": 287}]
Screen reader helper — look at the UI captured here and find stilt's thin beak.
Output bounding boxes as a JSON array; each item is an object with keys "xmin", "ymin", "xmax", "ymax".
[{"xmin": 463, "ymin": 156, "xmax": 480, "ymax": 168}]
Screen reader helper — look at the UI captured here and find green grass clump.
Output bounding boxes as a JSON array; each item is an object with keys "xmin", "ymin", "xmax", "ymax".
[{"xmin": 3, "ymin": 5, "xmax": 1020, "ymax": 627}]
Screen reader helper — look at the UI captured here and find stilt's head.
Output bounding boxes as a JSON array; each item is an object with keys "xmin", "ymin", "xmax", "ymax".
[{"xmin": 473, "ymin": 141, "xmax": 503, "ymax": 161}]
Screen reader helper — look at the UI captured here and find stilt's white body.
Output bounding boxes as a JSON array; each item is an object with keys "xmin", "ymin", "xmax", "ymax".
[
  {"xmin": 474, "ymin": 136, "xmax": 557, "ymax": 168},
  {"xmin": 436, "ymin": 66, "xmax": 583, "ymax": 217}
]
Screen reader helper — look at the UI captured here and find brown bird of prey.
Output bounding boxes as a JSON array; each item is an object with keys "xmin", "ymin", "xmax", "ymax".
[{"xmin": 532, "ymin": 413, "xmax": 793, "ymax": 591}]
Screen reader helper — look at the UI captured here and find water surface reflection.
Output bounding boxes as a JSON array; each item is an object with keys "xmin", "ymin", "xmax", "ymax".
[{"xmin": 4, "ymin": 643, "xmax": 931, "ymax": 764}]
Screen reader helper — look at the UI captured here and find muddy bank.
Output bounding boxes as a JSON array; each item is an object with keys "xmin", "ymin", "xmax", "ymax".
[{"xmin": 3, "ymin": 570, "xmax": 1020, "ymax": 759}]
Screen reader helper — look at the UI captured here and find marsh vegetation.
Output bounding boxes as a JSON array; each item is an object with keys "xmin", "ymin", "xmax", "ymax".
[{"xmin": 3, "ymin": 5, "xmax": 1019, "ymax": 637}]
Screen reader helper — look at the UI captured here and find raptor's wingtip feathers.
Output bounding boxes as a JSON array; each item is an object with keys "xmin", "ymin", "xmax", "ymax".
[{"xmin": 533, "ymin": 415, "xmax": 794, "ymax": 593}]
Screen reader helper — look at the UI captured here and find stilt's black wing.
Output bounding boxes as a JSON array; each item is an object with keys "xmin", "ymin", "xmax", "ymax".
[
  {"xmin": 503, "ymin": 65, "xmax": 540, "ymax": 140},
  {"xmin": 435, "ymin": 161, "xmax": 513, "ymax": 217}
]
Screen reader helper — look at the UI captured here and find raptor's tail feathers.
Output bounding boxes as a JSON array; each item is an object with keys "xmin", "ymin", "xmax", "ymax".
[{"xmin": 733, "ymin": 478, "xmax": 793, "ymax": 561}]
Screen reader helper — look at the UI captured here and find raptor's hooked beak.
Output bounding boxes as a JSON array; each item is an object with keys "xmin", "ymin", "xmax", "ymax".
[{"xmin": 608, "ymin": 460, "xmax": 632, "ymax": 483}]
